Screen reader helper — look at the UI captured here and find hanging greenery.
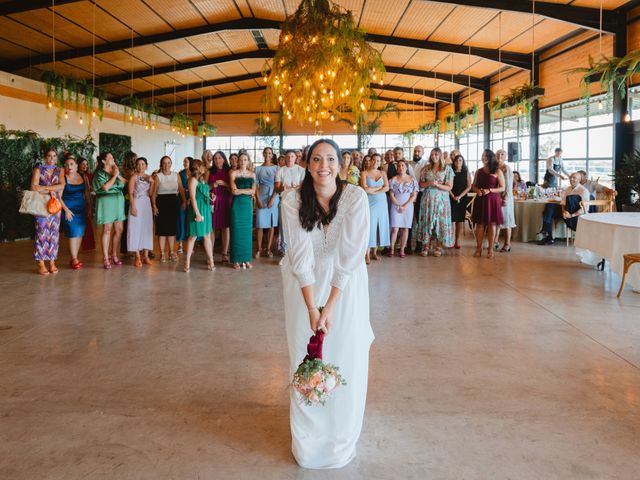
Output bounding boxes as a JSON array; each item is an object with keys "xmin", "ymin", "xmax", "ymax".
[
  {"xmin": 121, "ymin": 95, "xmax": 160, "ymax": 127},
  {"xmin": 403, "ymin": 119, "xmax": 441, "ymax": 137},
  {"xmin": 170, "ymin": 113, "xmax": 194, "ymax": 134},
  {"xmin": 41, "ymin": 71, "xmax": 106, "ymax": 129},
  {"xmin": 196, "ymin": 121, "xmax": 217, "ymax": 138},
  {"xmin": 565, "ymin": 50, "xmax": 640, "ymax": 101},
  {"xmin": 262, "ymin": 0, "xmax": 384, "ymax": 128},
  {"xmin": 445, "ymin": 103, "xmax": 479, "ymax": 136},
  {"xmin": 255, "ymin": 116, "xmax": 283, "ymax": 151},
  {"xmin": 0, "ymin": 125, "xmax": 96, "ymax": 241},
  {"xmin": 489, "ymin": 82, "xmax": 544, "ymax": 120},
  {"xmin": 338, "ymin": 101, "xmax": 399, "ymax": 150}
]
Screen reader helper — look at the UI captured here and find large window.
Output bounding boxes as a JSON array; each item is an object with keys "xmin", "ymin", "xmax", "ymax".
[
  {"xmin": 491, "ymin": 114, "xmax": 530, "ymax": 181},
  {"xmin": 538, "ymin": 94, "xmax": 613, "ymax": 184},
  {"xmin": 458, "ymin": 123, "xmax": 484, "ymax": 173}
]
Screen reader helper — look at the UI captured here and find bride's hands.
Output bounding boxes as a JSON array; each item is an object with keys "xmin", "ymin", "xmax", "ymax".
[
  {"xmin": 317, "ymin": 305, "xmax": 334, "ymax": 334},
  {"xmin": 309, "ymin": 308, "xmax": 321, "ymax": 333}
]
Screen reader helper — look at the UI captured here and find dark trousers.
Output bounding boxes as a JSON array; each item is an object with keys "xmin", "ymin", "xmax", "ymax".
[{"xmin": 541, "ymin": 195, "xmax": 581, "ymax": 237}]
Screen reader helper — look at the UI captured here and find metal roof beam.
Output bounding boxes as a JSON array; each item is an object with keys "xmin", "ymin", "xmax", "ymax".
[{"xmin": 422, "ymin": 0, "xmax": 624, "ymax": 33}]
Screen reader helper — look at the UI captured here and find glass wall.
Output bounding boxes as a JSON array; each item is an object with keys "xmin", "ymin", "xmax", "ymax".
[
  {"xmin": 458, "ymin": 123, "xmax": 484, "ymax": 173},
  {"xmin": 538, "ymin": 94, "xmax": 613, "ymax": 185},
  {"xmin": 490, "ymin": 114, "xmax": 531, "ymax": 181}
]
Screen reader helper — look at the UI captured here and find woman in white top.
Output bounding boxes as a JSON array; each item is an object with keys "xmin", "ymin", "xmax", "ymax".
[
  {"xmin": 496, "ymin": 149, "xmax": 516, "ymax": 252},
  {"xmin": 152, "ymin": 156, "xmax": 186, "ymax": 262},
  {"xmin": 281, "ymin": 139, "xmax": 373, "ymax": 469}
]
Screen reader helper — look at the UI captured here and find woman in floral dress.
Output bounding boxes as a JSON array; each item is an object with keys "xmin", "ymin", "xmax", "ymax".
[{"xmin": 414, "ymin": 147, "xmax": 454, "ymax": 257}]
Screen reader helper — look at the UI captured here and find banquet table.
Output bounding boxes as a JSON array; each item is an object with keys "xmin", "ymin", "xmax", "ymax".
[
  {"xmin": 513, "ymin": 199, "xmax": 566, "ymax": 242},
  {"xmin": 574, "ymin": 212, "xmax": 640, "ymax": 293}
]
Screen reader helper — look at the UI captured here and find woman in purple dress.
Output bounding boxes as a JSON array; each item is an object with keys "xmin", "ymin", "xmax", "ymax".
[
  {"xmin": 388, "ymin": 160, "xmax": 418, "ymax": 258},
  {"xmin": 30, "ymin": 148, "xmax": 65, "ymax": 275},
  {"xmin": 209, "ymin": 151, "xmax": 233, "ymax": 262},
  {"xmin": 472, "ymin": 149, "xmax": 505, "ymax": 259}
]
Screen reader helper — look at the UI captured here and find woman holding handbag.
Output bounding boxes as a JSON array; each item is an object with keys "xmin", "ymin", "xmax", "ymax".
[{"xmin": 30, "ymin": 148, "xmax": 65, "ymax": 275}]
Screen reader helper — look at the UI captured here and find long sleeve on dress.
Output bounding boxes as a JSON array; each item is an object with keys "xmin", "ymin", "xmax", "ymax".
[
  {"xmin": 281, "ymin": 190, "xmax": 316, "ymax": 288},
  {"xmin": 331, "ymin": 188, "xmax": 370, "ymax": 290}
]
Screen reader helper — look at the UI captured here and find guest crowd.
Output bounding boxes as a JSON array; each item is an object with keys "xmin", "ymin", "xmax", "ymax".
[{"xmin": 28, "ymin": 141, "xmax": 616, "ymax": 275}]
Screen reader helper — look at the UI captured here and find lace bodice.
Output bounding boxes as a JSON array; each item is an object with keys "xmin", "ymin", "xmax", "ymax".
[{"xmin": 281, "ymin": 183, "xmax": 369, "ymax": 291}]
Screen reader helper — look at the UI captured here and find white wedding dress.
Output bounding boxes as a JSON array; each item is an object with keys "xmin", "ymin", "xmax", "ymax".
[{"xmin": 281, "ymin": 183, "xmax": 374, "ymax": 469}]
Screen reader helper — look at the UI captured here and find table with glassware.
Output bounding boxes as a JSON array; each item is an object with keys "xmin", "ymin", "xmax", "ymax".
[
  {"xmin": 513, "ymin": 188, "xmax": 567, "ymax": 242},
  {"xmin": 574, "ymin": 212, "xmax": 640, "ymax": 293}
]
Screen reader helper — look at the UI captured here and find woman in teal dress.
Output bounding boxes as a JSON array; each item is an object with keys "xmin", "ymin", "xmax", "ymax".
[
  {"xmin": 230, "ymin": 152, "xmax": 256, "ymax": 269},
  {"xmin": 414, "ymin": 148, "xmax": 454, "ymax": 257},
  {"xmin": 92, "ymin": 152, "xmax": 127, "ymax": 269},
  {"xmin": 184, "ymin": 159, "xmax": 214, "ymax": 272}
]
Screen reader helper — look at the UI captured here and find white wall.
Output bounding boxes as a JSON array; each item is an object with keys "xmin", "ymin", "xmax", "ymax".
[{"xmin": 0, "ymin": 71, "xmax": 197, "ymax": 172}]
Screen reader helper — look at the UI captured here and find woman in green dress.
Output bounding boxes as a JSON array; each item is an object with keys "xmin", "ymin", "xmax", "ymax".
[
  {"xmin": 93, "ymin": 152, "xmax": 127, "ymax": 269},
  {"xmin": 184, "ymin": 159, "xmax": 214, "ymax": 272},
  {"xmin": 230, "ymin": 152, "xmax": 256, "ymax": 269}
]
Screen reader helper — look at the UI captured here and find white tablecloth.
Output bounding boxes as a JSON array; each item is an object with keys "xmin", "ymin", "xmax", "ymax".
[
  {"xmin": 513, "ymin": 200, "xmax": 566, "ymax": 242},
  {"xmin": 574, "ymin": 212, "xmax": 640, "ymax": 292}
]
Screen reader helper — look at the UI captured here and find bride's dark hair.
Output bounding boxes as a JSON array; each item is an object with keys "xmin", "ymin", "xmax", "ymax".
[{"xmin": 299, "ymin": 138, "xmax": 344, "ymax": 232}]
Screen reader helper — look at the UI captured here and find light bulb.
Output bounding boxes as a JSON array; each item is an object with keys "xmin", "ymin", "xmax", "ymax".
[
  {"xmin": 624, "ymin": 112, "xmax": 631, "ymax": 122},
  {"xmin": 263, "ymin": 76, "xmax": 268, "ymax": 83},
  {"xmin": 172, "ymin": 127, "xmax": 175, "ymax": 132},
  {"xmin": 92, "ymin": 110, "xmax": 96, "ymax": 117},
  {"xmin": 330, "ymin": 114, "xmax": 334, "ymax": 121},
  {"xmin": 598, "ymin": 100, "xmax": 603, "ymax": 110},
  {"xmin": 79, "ymin": 116, "xmax": 84, "ymax": 124},
  {"xmin": 152, "ymin": 124, "xmax": 156, "ymax": 130},
  {"xmin": 48, "ymin": 101, "xmax": 53, "ymax": 108},
  {"xmin": 265, "ymin": 115, "xmax": 270, "ymax": 123},
  {"xmin": 145, "ymin": 124, "xmax": 149, "ymax": 130},
  {"xmin": 352, "ymin": 124, "xmax": 357, "ymax": 131},
  {"xmin": 64, "ymin": 112, "xmax": 68, "ymax": 120},
  {"xmin": 129, "ymin": 115, "xmax": 133, "ymax": 121}
]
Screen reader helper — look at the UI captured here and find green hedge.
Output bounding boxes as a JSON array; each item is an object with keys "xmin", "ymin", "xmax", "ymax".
[
  {"xmin": 99, "ymin": 132, "xmax": 132, "ymax": 166},
  {"xmin": 0, "ymin": 125, "xmax": 96, "ymax": 241}
]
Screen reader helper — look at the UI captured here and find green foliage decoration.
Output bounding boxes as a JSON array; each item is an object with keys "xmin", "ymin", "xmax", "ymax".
[
  {"xmin": 41, "ymin": 71, "xmax": 106, "ymax": 129},
  {"xmin": 196, "ymin": 121, "xmax": 217, "ymax": 137},
  {"xmin": 121, "ymin": 95, "xmax": 160, "ymax": 127},
  {"xmin": 612, "ymin": 149, "xmax": 640, "ymax": 207},
  {"xmin": 0, "ymin": 124, "xmax": 96, "ymax": 241},
  {"xmin": 445, "ymin": 103, "xmax": 479, "ymax": 136},
  {"xmin": 98, "ymin": 132, "xmax": 132, "ymax": 166},
  {"xmin": 263, "ymin": 0, "xmax": 385, "ymax": 127},
  {"xmin": 338, "ymin": 101, "xmax": 399, "ymax": 150},
  {"xmin": 402, "ymin": 119, "xmax": 441, "ymax": 145},
  {"xmin": 170, "ymin": 113, "xmax": 194, "ymax": 134},
  {"xmin": 565, "ymin": 50, "xmax": 640, "ymax": 101},
  {"xmin": 489, "ymin": 82, "xmax": 543, "ymax": 120},
  {"xmin": 255, "ymin": 117, "xmax": 282, "ymax": 151}
]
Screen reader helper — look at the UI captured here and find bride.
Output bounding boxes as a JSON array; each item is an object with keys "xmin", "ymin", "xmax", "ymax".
[{"xmin": 281, "ymin": 138, "xmax": 374, "ymax": 469}]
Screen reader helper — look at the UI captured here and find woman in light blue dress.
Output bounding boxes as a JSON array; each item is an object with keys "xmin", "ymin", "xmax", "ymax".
[
  {"xmin": 360, "ymin": 152, "xmax": 390, "ymax": 263},
  {"xmin": 255, "ymin": 147, "xmax": 280, "ymax": 258}
]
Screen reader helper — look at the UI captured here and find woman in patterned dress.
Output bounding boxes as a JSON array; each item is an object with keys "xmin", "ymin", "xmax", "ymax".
[
  {"xmin": 414, "ymin": 147, "xmax": 454, "ymax": 257},
  {"xmin": 30, "ymin": 148, "xmax": 65, "ymax": 275},
  {"xmin": 338, "ymin": 151, "xmax": 360, "ymax": 186}
]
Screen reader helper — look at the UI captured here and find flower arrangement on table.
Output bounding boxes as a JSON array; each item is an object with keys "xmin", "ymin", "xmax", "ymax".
[{"xmin": 292, "ymin": 307, "xmax": 346, "ymax": 406}]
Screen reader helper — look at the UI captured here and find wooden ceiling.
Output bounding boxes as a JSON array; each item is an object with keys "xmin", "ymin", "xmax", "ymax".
[{"xmin": 0, "ymin": 0, "xmax": 635, "ymax": 115}]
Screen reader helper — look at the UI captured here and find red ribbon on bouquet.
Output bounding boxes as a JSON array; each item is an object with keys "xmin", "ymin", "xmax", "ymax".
[{"xmin": 303, "ymin": 330, "xmax": 325, "ymax": 361}]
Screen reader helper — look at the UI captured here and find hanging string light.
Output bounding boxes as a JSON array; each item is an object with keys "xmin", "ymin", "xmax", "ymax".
[
  {"xmin": 263, "ymin": 0, "xmax": 384, "ymax": 127},
  {"xmin": 598, "ymin": 0, "xmax": 604, "ymax": 110},
  {"xmin": 91, "ymin": 0, "xmax": 96, "ymax": 119}
]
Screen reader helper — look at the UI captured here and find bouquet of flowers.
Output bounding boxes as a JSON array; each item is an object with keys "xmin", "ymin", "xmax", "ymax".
[{"xmin": 292, "ymin": 318, "xmax": 346, "ymax": 406}]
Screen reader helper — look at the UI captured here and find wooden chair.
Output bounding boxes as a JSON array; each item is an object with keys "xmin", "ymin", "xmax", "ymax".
[
  {"xmin": 580, "ymin": 197, "xmax": 614, "ymax": 214},
  {"xmin": 617, "ymin": 253, "xmax": 640, "ymax": 298},
  {"xmin": 465, "ymin": 193, "xmax": 477, "ymax": 238}
]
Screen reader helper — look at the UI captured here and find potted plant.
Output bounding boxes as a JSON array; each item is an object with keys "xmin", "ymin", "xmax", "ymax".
[{"xmin": 613, "ymin": 150, "xmax": 640, "ymax": 212}]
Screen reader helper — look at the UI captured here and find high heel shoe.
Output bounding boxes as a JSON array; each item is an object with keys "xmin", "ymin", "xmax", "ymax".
[
  {"xmin": 70, "ymin": 259, "xmax": 82, "ymax": 270},
  {"xmin": 103, "ymin": 257, "xmax": 112, "ymax": 270},
  {"xmin": 255, "ymin": 250, "xmax": 261, "ymax": 258},
  {"xmin": 500, "ymin": 245, "xmax": 512, "ymax": 253},
  {"xmin": 233, "ymin": 263, "xmax": 241, "ymax": 270},
  {"xmin": 207, "ymin": 259, "xmax": 216, "ymax": 271},
  {"xmin": 245, "ymin": 262, "xmax": 253, "ymax": 269},
  {"xmin": 111, "ymin": 256, "xmax": 122, "ymax": 266},
  {"xmin": 48, "ymin": 261, "xmax": 58, "ymax": 274},
  {"xmin": 183, "ymin": 262, "xmax": 190, "ymax": 273},
  {"xmin": 222, "ymin": 253, "xmax": 230, "ymax": 263},
  {"xmin": 37, "ymin": 262, "xmax": 50, "ymax": 275}
]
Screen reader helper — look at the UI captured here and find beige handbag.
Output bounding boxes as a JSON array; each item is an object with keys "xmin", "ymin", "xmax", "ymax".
[{"xmin": 19, "ymin": 190, "xmax": 50, "ymax": 217}]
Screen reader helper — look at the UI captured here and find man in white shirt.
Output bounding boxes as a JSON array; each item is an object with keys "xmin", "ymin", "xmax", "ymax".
[
  {"xmin": 576, "ymin": 170, "xmax": 617, "ymax": 199},
  {"xmin": 539, "ymin": 172, "xmax": 589, "ymax": 245}
]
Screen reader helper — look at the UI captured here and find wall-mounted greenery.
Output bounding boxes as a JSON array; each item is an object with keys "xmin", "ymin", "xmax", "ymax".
[
  {"xmin": 0, "ymin": 125, "xmax": 96, "ymax": 241},
  {"xmin": 566, "ymin": 50, "xmax": 640, "ymax": 101},
  {"xmin": 489, "ymin": 82, "xmax": 544, "ymax": 120},
  {"xmin": 41, "ymin": 71, "xmax": 105, "ymax": 129},
  {"xmin": 98, "ymin": 132, "xmax": 132, "ymax": 165},
  {"xmin": 402, "ymin": 119, "xmax": 441, "ymax": 144}
]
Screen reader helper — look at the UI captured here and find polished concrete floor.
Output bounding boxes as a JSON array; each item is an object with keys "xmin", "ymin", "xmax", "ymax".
[{"xmin": 1, "ymin": 237, "xmax": 639, "ymax": 480}]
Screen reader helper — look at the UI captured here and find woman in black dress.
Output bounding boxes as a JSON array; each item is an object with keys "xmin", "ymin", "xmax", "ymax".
[{"xmin": 449, "ymin": 154, "xmax": 472, "ymax": 249}]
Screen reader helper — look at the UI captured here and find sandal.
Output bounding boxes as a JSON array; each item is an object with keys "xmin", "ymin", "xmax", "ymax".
[
  {"xmin": 134, "ymin": 257, "xmax": 142, "ymax": 268},
  {"xmin": 111, "ymin": 256, "xmax": 123, "ymax": 266},
  {"xmin": 388, "ymin": 251, "xmax": 394, "ymax": 258},
  {"xmin": 160, "ymin": 253, "xmax": 168, "ymax": 263},
  {"xmin": 49, "ymin": 261, "xmax": 58, "ymax": 274},
  {"xmin": 255, "ymin": 250, "xmax": 262, "ymax": 258},
  {"xmin": 245, "ymin": 262, "xmax": 253, "ymax": 269},
  {"xmin": 70, "ymin": 259, "xmax": 82, "ymax": 270},
  {"xmin": 222, "ymin": 253, "xmax": 230, "ymax": 263},
  {"xmin": 454, "ymin": 242, "xmax": 461, "ymax": 250},
  {"xmin": 399, "ymin": 250, "xmax": 406, "ymax": 258},
  {"xmin": 233, "ymin": 263, "xmax": 241, "ymax": 270},
  {"xmin": 433, "ymin": 249, "xmax": 442, "ymax": 257},
  {"xmin": 207, "ymin": 259, "xmax": 216, "ymax": 271},
  {"xmin": 169, "ymin": 253, "xmax": 178, "ymax": 262},
  {"xmin": 37, "ymin": 262, "xmax": 50, "ymax": 275},
  {"xmin": 103, "ymin": 257, "xmax": 112, "ymax": 270},
  {"xmin": 267, "ymin": 251, "xmax": 274, "ymax": 258},
  {"xmin": 500, "ymin": 245, "xmax": 511, "ymax": 253},
  {"xmin": 183, "ymin": 261, "xmax": 190, "ymax": 273},
  {"xmin": 142, "ymin": 256, "xmax": 153, "ymax": 265}
]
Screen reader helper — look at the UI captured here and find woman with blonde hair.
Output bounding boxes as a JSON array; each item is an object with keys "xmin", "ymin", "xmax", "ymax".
[
  {"xmin": 414, "ymin": 147, "xmax": 454, "ymax": 257},
  {"xmin": 495, "ymin": 149, "xmax": 516, "ymax": 252},
  {"xmin": 360, "ymin": 152, "xmax": 389, "ymax": 263},
  {"xmin": 184, "ymin": 159, "xmax": 214, "ymax": 272}
]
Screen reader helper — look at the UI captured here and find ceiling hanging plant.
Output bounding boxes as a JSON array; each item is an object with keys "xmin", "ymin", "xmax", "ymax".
[
  {"xmin": 197, "ymin": 121, "xmax": 216, "ymax": 138},
  {"xmin": 338, "ymin": 100, "xmax": 399, "ymax": 149},
  {"xmin": 262, "ymin": 0, "xmax": 384, "ymax": 128},
  {"xmin": 41, "ymin": 71, "xmax": 106, "ymax": 129},
  {"xmin": 488, "ymin": 82, "xmax": 544, "ymax": 120},
  {"xmin": 170, "ymin": 113, "xmax": 194, "ymax": 135},
  {"xmin": 445, "ymin": 104, "xmax": 479, "ymax": 137}
]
